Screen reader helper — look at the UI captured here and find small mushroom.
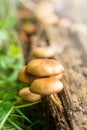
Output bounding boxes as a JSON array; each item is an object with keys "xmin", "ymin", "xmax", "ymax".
[
  {"xmin": 17, "ymin": 9, "xmax": 32, "ymax": 19},
  {"xmin": 18, "ymin": 66, "xmax": 36, "ymax": 84},
  {"xmin": 30, "ymin": 77, "xmax": 64, "ymax": 111},
  {"xmin": 26, "ymin": 59, "xmax": 64, "ymax": 77},
  {"xmin": 22, "ymin": 23, "xmax": 36, "ymax": 35},
  {"xmin": 34, "ymin": 2, "xmax": 58, "ymax": 25},
  {"xmin": 32, "ymin": 46, "xmax": 55, "ymax": 58},
  {"xmin": 18, "ymin": 87, "xmax": 41, "ymax": 102}
]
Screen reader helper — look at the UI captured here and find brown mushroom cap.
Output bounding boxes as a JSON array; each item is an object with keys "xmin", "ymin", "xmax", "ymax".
[
  {"xmin": 18, "ymin": 66, "xmax": 36, "ymax": 84},
  {"xmin": 26, "ymin": 59, "xmax": 64, "ymax": 77},
  {"xmin": 32, "ymin": 47, "xmax": 55, "ymax": 58},
  {"xmin": 34, "ymin": 2, "xmax": 58, "ymax": 25},
  {"xmin": 18, "ymin": 87, "xmax": 41, "ymax": 102},
  {"xmin": 30, "ymin": 77, "xmax": 63, "ymax": 95},
  {"xmin": 51, "ymin": 72, "xmax": 63, "ymax": 80},
  {"xmin": 17, "ymin": 9, "xmax": 32, "ymax": 19},
  {"xmin": 23, "ymin": 23, "xmax": 36, "ymax": 34}
]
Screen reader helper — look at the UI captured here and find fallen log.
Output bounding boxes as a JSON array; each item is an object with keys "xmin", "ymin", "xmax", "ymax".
[
  {"xmin": 19, "ymin": 1, "xmax": 87, "ymax": 130},
  {"xmin": 44, "ymin": 25, "xmax": 87, "ymax": 130}
]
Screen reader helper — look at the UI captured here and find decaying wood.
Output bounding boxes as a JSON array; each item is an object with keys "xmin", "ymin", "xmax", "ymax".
[
  {"xmin": 44, "ymin": 25, "xmax": 87, "ymax": 130},
  {"xmin": 22, "ymin": 26, "xmax": 87, "ymax": 130},
  {"xmin": 19, "ymin": 1, "xmax": 87, "ymax": 130}
]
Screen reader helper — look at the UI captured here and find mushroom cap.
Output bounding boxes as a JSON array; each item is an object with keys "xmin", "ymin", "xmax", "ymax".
[
  {"xmin": 35, "ymin": 2, "xmax": 54, "ymax": 21},
  {"xmin": 23, "ymin": 23, "xmax": 36, "ymax": 34},
  {"xmin": 18, "ymin": 87, "xmax": 41, "ymax": 102},
  {"xmin": 17, "ymin": 9, "xmax": 32, "ymax": 19},
  {"xmin": 26, "ymin": 59, "xmax": 64, "ymax": 77},
  {"xmin": 18, "ymin": 66, "xmax": 36, "ymax": 84},
  {"xmin": 30, "ymin": 77, "xmax": 63, "ymax": 95},
  {"xmin": 51, "ymin": 72, "xmax": 63, "ymax": 80},
  {"xmin": 32, "ymin": 47, "xmax": 55, "ymax": 58}
]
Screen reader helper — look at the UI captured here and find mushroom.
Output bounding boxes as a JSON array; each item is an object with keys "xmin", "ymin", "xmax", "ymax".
[
  {"xmin": 17, "ymin": 9, "xmax": 32, "ymax": 19},
  {"xmin": 18, "ymin": 66, "xmax": 37, "ymax": 84},
  {"xmin": 34, "ymin": 2, "xmax": 59, "ymax": 26},
  {"xmin": 30, "ymin": 77, "xmax": 64, "ymax": 111},
  {"xmin": 26, "ymin": 59, "xmax": 64, "ymax": 77},
  {"xmin": 32, "ymin": 46, "xmax": 55, "ymax": 58},
  {"xmin": 18, "ymin": 87, "xmax": 41, "ymax": 102},
  {"xmin": 18, "ymin": 59, "xmax": 64, "ymax": 111},
  {"xmin": 22, "ymin": 23, "xmax": 36, "ymax": 35},
  {"xmin": 52, "ymin": 72, "xmax": 63, "ymax": 80}
]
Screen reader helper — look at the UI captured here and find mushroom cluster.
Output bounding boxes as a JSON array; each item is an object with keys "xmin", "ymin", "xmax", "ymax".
[
  {"xmin": 18, "ymin": 59, "xmax": 64, "ymax": 111},
  {"xmin": 17, "ymin": 1, "xmax": 64, "ymax": 112}
]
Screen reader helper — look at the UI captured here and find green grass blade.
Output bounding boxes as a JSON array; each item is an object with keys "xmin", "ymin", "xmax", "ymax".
[
  {"xmin": 0, "ymin": 106, "xmax": 14, "ymax": 129},
  {"xmin": 16, "ymin": 109, "xmax": 32, "ymax": 124},
  {"xmin": 7, "ymin": 119, "xmax": 23, "ymax": 130},
  {"xmin": 15, "ymin": 100, "xmax": 41, "ymax": 109}
]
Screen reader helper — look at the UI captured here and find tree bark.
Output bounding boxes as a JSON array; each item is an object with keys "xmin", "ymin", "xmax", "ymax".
[
  {"xmin": 19, "ymin": 1, "xmax": 87, "ymax": 130},
  {"xmin": 44, "ymin": 25, "xmax": 87, "ymax": 130}
]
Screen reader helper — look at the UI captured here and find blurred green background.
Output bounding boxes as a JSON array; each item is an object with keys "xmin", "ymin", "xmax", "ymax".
[{"xmin": 0, "ymin": 1, "xmax": 45, "ymax": 130}]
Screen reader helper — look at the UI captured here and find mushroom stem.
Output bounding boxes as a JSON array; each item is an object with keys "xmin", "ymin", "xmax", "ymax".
[
  {"xmin": 53, "ymin": 93, "xmax": 62, "ymax": 105},
  {"xmin": 50, "ymin": 94, "xmax": 63, "ymax": 112}
]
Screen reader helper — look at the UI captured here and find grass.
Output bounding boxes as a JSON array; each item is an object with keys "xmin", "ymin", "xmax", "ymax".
[{"xmin": 0, "ymin": 1, "xmax": 45, "ymax": 130}]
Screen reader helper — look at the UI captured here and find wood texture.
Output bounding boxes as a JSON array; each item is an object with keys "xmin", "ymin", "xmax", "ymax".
[
  {"xmin": 45, "ymin": 25, "xmax": 87, "ymax": 130},
  {"xmin": 19, "ymin": 1, "xmax": 87, "ymax": 129},
  {"xmin": 23, "ymin": 24, "xmax": 87, "ymax": 130}
]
